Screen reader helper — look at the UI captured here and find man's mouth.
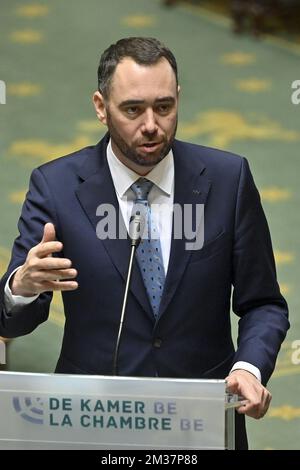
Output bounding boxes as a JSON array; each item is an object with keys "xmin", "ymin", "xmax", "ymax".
[{"xmin": 139, "ymin": 142, "xmax": 162, "ymax": 152}]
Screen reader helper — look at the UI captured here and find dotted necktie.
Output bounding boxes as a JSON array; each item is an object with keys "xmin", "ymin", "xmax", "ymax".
[{"xmin": 131, "ymin": 178, "xmax": 166, "ymax": 318}]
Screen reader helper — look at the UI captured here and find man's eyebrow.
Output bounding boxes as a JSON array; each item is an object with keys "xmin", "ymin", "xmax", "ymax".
[
  {"xmin": 119, "ymin": 96, "xmax": 176, "ymax": 107},
  {"xmin": 119, "ymin": 99, "xmax": 145, "ymax": 107},
  {"xmin": 155, "ymin": 96, "xmax": 176, "ymax": 103}
]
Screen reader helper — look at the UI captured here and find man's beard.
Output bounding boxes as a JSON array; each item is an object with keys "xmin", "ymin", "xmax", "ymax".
[{"xmin": 106, "ymin": 111, "xmax": 177, "ymax": 167}]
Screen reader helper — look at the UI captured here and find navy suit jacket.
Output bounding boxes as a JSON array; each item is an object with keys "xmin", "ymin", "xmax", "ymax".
[{"xmin": 0, "ymin": 135, "xmax": 289, "ymax": 448}]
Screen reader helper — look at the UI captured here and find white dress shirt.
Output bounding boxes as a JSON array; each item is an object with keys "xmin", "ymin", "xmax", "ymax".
[
  {"xmin": 4, "ymin": 139, "xmax": 261, "ymax": 381},
  {"xmin": 106, "ymin": 140, "xmax": 174, "ymax": 274}
]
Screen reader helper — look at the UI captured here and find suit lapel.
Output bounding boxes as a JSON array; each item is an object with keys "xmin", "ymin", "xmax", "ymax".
[
  {"xmin": 158, "ymin": 141, "xmax": 211, "ymax": 319},
  {"xmin": 75, "ymin": 136, "xmax": 153, "ymax": 318},
  {"xmin": 74, "ymin": 136, "xmax": 212, "ymax": 322}
]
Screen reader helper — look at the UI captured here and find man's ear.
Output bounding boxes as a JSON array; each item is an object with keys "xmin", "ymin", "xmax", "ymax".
[
  {"xmin": 177, "ymin": 85, "xmax": 181, "ymax": 96},
  {"xmin": 93, "ymin": 91, "xmax": 107, "ymax": 125}
]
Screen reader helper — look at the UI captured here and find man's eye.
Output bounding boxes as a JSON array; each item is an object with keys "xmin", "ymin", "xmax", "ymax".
[
  {"xmin": 126, "ymin": 107, "xmax": 138, "ymax": 115},
  {"xmin": 157, "ymin": 104, "xmax": 171, "ymax": 114}
]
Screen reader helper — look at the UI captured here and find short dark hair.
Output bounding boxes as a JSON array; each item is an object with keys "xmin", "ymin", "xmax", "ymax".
[{"xmin": 97, "ymin": 37, "xmax": 178, "ymax": 99}]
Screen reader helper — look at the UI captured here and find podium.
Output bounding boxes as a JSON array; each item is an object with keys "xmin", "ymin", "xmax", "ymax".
[{"xmin": 0, "ymin": 371, "xmax": 238, "ymax": 450}]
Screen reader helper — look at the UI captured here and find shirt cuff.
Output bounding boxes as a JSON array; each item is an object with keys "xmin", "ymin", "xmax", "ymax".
[
  {"xmin": 230, "ymin": 361, "xmax": 261, "ymax": 382},
  {"xmin": 4, "ymin": 267, "xmax": 39, "ymax": 313}
]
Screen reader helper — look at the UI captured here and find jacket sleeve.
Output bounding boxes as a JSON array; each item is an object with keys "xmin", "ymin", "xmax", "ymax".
[
  {"xmin": 232, "ymin": 157, "xmax": 289, "ymax": 385},
  {"xmin": 0, "ymin": 168, "xmax": 58, "ymax": 337}
]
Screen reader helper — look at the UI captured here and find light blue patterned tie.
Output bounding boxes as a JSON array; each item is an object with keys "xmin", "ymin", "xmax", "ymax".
[{"xmin": 131, "ymin": 178, "xmax": 166, "ymax": 318}]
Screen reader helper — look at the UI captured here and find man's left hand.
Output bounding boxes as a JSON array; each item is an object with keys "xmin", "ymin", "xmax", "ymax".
[{"xmin": 225, "ymin": 369, "xmax": 272, "ymax": 419}]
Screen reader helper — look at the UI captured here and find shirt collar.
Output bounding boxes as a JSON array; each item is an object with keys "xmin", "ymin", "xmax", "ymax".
[{"xmin": 107, "ymin": 139, "xmax": 174, "ymax": 198}]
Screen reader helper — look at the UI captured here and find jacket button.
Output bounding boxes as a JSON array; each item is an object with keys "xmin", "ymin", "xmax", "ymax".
[{"xmin": 153, "ymin": 338, "xmax": 162, "ymax": 348}]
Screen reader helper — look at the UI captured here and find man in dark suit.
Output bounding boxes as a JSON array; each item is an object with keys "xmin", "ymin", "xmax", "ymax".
[{"xmin": 0, "ymin": 37, "xmax": 289, "ymax": 449}]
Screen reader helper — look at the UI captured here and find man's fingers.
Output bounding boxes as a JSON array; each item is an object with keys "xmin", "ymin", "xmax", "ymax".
[
  {"xmin": 42, "ymin": 280, "xmax": 78, "ymax": 291},
  {"xmin": 225, "ymin": 376, "xmax": 239, "ymax": 394},
  {"xmin": 260, "ymin": 390, "xmax": 272, "ymax": 417},
  {"xmin": 35, "ymin": 257, "xmax": 72, "ymax": 270},
  {"xmin": 32, "ymin": 268, "xmax": 77, "ymax": 282},
  {"xmin": 34, "ymin": 241, "xmax": 63, "ymax": 258},
  {"xmin": 226, "ymin": 370, "xmax": 272, "ymax": 420},
  {"xmin": 41, "ymin": 223, "xmax": 56, "ymax": 244},
  {"xmin": 237, "ymin": 390, "xmax": 272, "ymax": 419},
  {"xmin": 236, "ymin": 400, "xmax": 260, "ymax": 417}
]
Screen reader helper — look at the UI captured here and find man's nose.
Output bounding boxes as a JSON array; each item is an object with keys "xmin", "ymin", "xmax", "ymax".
[{"xmin": 141, "ymin": 109, "xmax": 158, "ymax": 135}]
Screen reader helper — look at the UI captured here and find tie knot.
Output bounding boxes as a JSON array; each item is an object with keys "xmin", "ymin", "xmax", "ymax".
[{"xmin": 131, "ymin": 178, "xmax": 154, "ymax": 202}]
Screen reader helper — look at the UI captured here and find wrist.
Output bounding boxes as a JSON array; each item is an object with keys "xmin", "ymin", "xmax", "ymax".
[
  {"xmin": 230, "ymin": 369, "xmax": 258, "ymax": 381},
  {"xmin": 10, "ymin": 270, "xmax": 38, "ymax": 297}
]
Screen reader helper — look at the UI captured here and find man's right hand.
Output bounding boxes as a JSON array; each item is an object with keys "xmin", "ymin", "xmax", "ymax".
[{"xmin": 11, "ymin": 223, "xmax": 78, "ymax": 297}]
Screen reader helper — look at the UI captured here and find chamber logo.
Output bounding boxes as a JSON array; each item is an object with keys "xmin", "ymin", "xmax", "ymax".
[{"xmin": 13, "ymin": 396, "xmax": 44, "ymax": 424}]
